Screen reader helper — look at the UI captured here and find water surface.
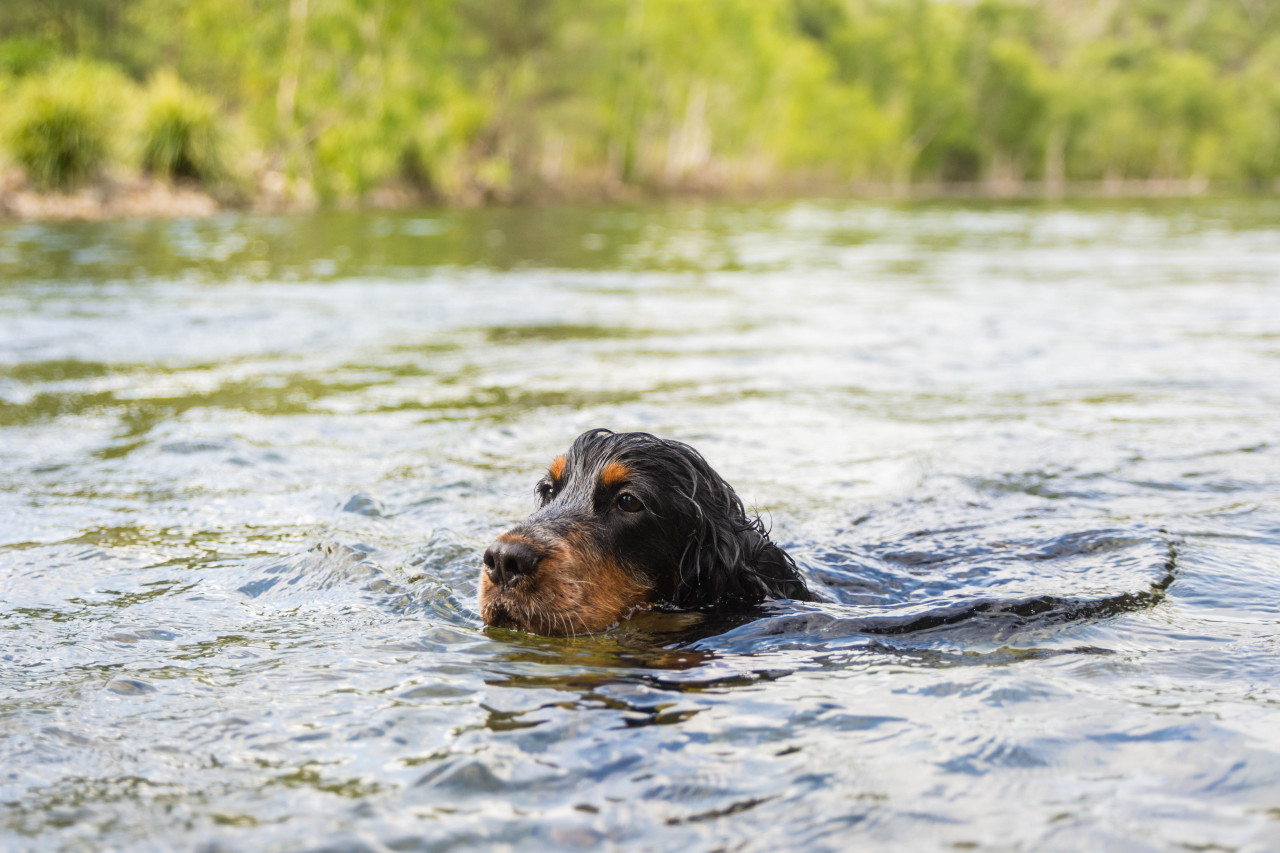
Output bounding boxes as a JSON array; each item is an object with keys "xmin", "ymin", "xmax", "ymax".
[{"xmin": 3, "ymin": 200, "xmax": 1280, "ymax": 850}]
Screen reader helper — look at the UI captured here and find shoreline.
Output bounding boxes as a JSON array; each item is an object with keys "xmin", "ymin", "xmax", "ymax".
[{"xmin": 2, "ymin": 171, "xmax": 1275, "ymax": 222}]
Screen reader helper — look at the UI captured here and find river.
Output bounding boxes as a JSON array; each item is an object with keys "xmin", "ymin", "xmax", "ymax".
[{"xmin": 2, "ymin": 199, "xmax": 1279, "ymax": 850}]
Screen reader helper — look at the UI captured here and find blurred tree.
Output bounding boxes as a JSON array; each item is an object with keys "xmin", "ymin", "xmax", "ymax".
[
  {"xmin": 3, "ymin": 0, "xmax": 1279, "ymax": 201},
  {"xmin": 0, "ymin": 0, "xmax": 141, "ymax": 70}
]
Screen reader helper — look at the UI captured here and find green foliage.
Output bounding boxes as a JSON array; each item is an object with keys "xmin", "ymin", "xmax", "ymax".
[
  {"xmin": 1225, "ymin": 47, "xmax": 1280, "ymax": 185},
  {"xmin": 0, "ymin": 36, "xmax": 57, "ymax": 75},
  {"xmin": 138, "ymin": 71, "xmax": 224, "ymax": 183},
  {"xmin": 4, "ymin": 0, "xmax": 1280, "ymax": 201},
  {"xmin": 3, "ymin": 61, "xmax": 127, "ymax": 190}
]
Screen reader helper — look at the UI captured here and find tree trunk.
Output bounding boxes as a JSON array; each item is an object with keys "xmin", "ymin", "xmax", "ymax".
[{"xmin": 277, "ymin": 0, "xmax": 309, "ymax": 130}]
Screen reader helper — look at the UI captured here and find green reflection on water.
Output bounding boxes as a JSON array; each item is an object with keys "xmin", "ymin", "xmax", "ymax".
[
  {"xmin": 3, "ymin": 198, "xmax": 1278, "ymax": 285},
  {"xmin": 482, "ymin": 324, "xmax": 654, "ymax": 343},
  {"xmin": 0, "ymin": 360, "xmax": 117, "ymax": 382},
  {"xmin": 0, "ymin": 375, "xmax": 383, "ymax": 433}
]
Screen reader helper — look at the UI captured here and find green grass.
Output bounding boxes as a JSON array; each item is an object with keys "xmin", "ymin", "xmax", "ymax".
[
  {"xmin": 3, "ymin": 62, "xmax": 123, "ymax": 190},
  {"xmin": 138, "ymin": 72, "xmax": 224, "ymax": 184}
]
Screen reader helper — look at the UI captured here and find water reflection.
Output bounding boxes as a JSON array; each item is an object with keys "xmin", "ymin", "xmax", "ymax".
[{"xmin": 3, "ymin": 200, "xmax": 1280, "ymax": 850}]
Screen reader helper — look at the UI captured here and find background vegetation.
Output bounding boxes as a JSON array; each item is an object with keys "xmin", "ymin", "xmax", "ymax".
[{"xmin": 2, "ymin": 0, "xmax": 1279, "ymax": 203}]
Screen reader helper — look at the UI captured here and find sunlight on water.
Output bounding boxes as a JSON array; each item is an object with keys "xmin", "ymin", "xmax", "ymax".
[{"xmin": 2, "ymin": 199, "xmax": 1280, "ymax": 850}]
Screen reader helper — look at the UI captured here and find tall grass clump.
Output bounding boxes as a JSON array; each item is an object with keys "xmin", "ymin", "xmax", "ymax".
[
  {"xmin": 139, "ymin": 71, "xmax": 224, "ymax": 184},
  {"xmin": 3, "ymin": 62, "xmax": 124, "ymax": 190}
]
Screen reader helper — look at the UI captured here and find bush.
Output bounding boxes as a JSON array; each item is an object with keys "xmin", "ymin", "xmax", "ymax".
[
  {"xmin": 139, "ymin": 71, "xmax": 224, "ymax": 183},
  {"xmin": 312, "ymin": 116, "xmax": 401, "ymax": 202},
  {"xmin": 3, "ymin": 62, "xmax": 124, "ymax": 190},
  {"xmin": 0, "ymin": 36, "xmax": 57, "ymax": 76}
]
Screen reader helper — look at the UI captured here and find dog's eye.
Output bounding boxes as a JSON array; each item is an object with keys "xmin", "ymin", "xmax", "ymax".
[
  {"xmin": 616, "ymin": 492, "xmax": 644, "ymax": 513},
  {"xmin": 536, "ymin": 480, "xmax": 555, "ymax": 503}
]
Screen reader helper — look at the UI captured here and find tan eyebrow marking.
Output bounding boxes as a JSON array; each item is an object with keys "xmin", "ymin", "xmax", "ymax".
[
  {"xmin": 601, "ymin": 461, "xmax": 631, "ymax": 488},
  {"xmin": 548, "ymin": 456, "xmax": 567, "ymax": 482}
]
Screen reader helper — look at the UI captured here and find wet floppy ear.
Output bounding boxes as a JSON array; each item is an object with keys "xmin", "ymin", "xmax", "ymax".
[
  {"xmin": 712, "ymin": 517, "xmax": 810, "ymax": 605},
  {"xmin": 673, "ymin": 480, "xmax": 812, "ymax": 607},
  {"xmin": 734, "ymin": 521, "xmax": 813, "ymax": 602}
]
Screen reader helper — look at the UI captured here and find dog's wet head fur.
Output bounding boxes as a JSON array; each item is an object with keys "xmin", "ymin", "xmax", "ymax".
[{"xmin": 480, "ymin": 429, "xmax": 812, "ymax": 636}]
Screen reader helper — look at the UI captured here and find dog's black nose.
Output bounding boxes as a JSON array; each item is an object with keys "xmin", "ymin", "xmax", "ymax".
[{"xmin": 483, "ymin": 539, "xmax": 540, "ymax": 585}]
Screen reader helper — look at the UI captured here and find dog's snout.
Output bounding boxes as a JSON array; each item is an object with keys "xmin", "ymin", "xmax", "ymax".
[{"xmin": 483, "ymin": 539, "xmax": 540, "ymax": 585}]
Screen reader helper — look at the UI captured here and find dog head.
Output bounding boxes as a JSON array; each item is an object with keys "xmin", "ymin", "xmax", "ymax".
[{"xmin": 479, "ymin": 429, "xmax": 811, "ymax": 636}]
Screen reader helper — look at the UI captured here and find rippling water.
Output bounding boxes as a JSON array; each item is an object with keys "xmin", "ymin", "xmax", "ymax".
[{"xmin": 3, "ymin": 200, "xmax": 1279, "ymax": 851}]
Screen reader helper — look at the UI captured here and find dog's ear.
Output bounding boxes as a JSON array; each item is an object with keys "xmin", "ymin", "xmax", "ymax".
[
  {"xmin": 673, "ymin": 486, "xmax": 812, "ymax": 608},
  {"xmin": 735, "ymin": 520, "xmax": 813, "ymax": 603}
]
